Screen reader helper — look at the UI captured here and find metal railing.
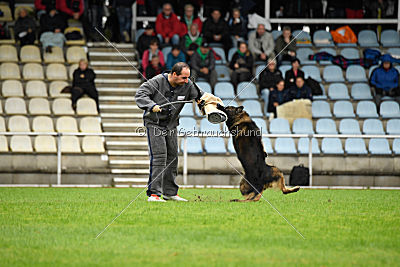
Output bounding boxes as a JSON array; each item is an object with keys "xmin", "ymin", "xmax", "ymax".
[{"xmin": 1, "ymin": 131, "xmax": 399, "ymax": 186}]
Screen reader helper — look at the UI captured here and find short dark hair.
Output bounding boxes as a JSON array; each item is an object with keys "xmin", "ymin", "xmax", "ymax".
[
  {"xmin": 276, "ymin": 79, "xmax": 284, "ymax": 85},
  {"xmin": 150, "ymin": 38, "xmax": 158, "ymax": 45},
  {"xmin": 171, "ymin": 45, "xmax": 180, "ymax": 51},
  {"xmin": 171, "ymin": 62, "xmax": 190, "ymax": 75},
  {"xmin": 283, "ymin": 26, "xmax": 291, "ymax": 32}
]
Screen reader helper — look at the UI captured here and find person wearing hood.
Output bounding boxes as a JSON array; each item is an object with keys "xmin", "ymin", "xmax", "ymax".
[
  {"xmin": 179, "ymin": 23, "xmax": 203, "ymax": 63},
  {"xmin": 189, "ymin": 42, "xmax": 217, "ymax": 87},
  {"xmin": 14, "ymin": 8, "xmax": 36, "ymax": 46},
  {"xmin": 155, "ymin": 3, "xmax": 181, "ymax": 45},
  {"xmin": 229, "ymin": 41, "xmax": 253, "ymax": 88},
  {"xmin": 370, "ymin": 54, "xmax": 400, "ymax": 108}
]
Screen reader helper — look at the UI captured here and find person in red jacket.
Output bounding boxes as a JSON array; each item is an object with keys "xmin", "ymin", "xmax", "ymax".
[
  {"xmin": 179, "ymin": 3, "xmax": 202, "ymax": 37},
  {"xmin": 155, "ymin": 3, "xmax": 180, "ymax": 45},
  {"xmin": 141, "ymin": 38, "xmax": 166, "ymax": 78}
]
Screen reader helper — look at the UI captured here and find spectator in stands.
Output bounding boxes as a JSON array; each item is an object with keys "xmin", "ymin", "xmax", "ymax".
[
  {"xmin": 56, "ymin": 0, "xmax": 93, "ymax": 41},
  {"xmin": 229, "ymin": 42, "xmax": 253, "ymax": 88},
  {"xmin": 202, "ymin": 9, "xmax": 231, "ymax": 54},
  {"xmin": 288, "ymin": 76, "xmax": 313, "ymax": 101},
  {"xmin": 155, "ymin": 3, "xmax": 181, "ymax": 45},
  {"xmin": 284, "ymin": 58, "xmax": 304, "ymax": 88},
  {"xmin": 142, "ymin": 38, "xmax": 165, "ymax": 78},
  {"xmin": 248, "ymin": 24, "xmax": 274, "ymax": 62},
  {"xmin": 88, "ymin": 0, "xmax": 105, "ymax": 30},
  {"xmin": 145, "ymin": 55, "xmax": 166, "ymax": 79},
  {"xmin": 259, "ymin": 58, "xmax": 283, "ymax": 91},
  {"xmin": 71, "ymin": 59, "xmax": 99, "ymax": 112},
  {"xmin": 180, "ymin": 3, "xmax": 202, "ymax": 36},
  {"xmin": 274, "ymin": 26, "xmax": 296, "ymax": 64},
  {"xmin": 370, "ymin": 54, "xmax": 400, "ymax": 108},
  {"xmin": 228, "ymin": 8, "xmax": 247, "ymax": 48},
  {"xmin": 137, "ymin": 24, "xmax": 159, "ymax": 58},
  {"xmin": 179, "ymin": 23, "xmax": 203, "ymax": 63},
  {"xmin": 166, "ymin": 45, "xmax": 186, "ymax": 70},
  {"xmin": 113, "ymin": 0, "xmax": 134, "ymax": 42},
  {"xmin": 35, "ymin": 0, "xmax": 57, "ymax": 18},
  {"xmin": 190, "ymin": 42, "xmax": 217, "ymax": 87},
  {"xmin": 268, "ymin": 79, "xmax": 290, "ymax": 117},
  {"xmin": 39, "ymin": 5, "xmax": 67, "ymax": 35},
  {"xmin": 15, "ymin": 8, "xmax": 36, "ymax": 46}
]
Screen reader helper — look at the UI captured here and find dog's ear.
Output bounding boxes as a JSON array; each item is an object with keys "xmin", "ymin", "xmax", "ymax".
[{"xmin": 236, "ymin": 106, "xmax": 244, "ymax": 113}]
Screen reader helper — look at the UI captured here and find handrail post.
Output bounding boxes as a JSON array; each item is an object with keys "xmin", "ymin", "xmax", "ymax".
[
  {"xmin": 57, "ymin": 133, "xmax": 62, "ymax": 185},
  {"xmin": 183, "ymin": 135, "xmax": 188, "ymax": 185},
  {"xmin": 308, "ymin": 134, "xmax": 313, "ymax": 186}
]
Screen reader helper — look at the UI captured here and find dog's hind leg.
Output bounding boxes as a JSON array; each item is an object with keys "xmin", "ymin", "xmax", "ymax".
[
  {"xmin": 271, "ymin": 167, "xmax": 300, "ymax": 194},
  {"xmin": 231, "ymin": 190, "xmax": 264, "ymax": 202}
]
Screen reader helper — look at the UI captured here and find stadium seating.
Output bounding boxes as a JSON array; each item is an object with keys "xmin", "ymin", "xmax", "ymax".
[
  {"xmin": 323, "ymin": 65, "xmax": 344, "ymax": 82},
  {"xmin": 20, "ymin": 45, "xmax": 41, "ymax": 63},
  {"xmin": 345, "ymin": 138, "xmax": 368, "ymax": 154},
  {"xmin": 43, "ymin": 46, "xmax": 65, "ymax": 63},
  {"xmin": 292, "ymin": 118, "xmax": 314, "ymax": 134},
  {"xmin": 312, "ymin": 101, "xmax": 332, "ymax": 118},
  {"xmin": 57, "ymin": 116, "xmax": 78, "ymax": 132},
  {"xmin": 339, "ymin": 119, "xmax": 361, "ymax": 134},
  {"xmin": 333, "ymin": 101, "xmax": 355, "ymax": 118},
  {"xmin": 237, "ymin": 82, "xmax": 258, "ymax": 99},
  {"xmin": 328, "ymin": 83, "xmax": 350, "ymax": 100},
  {"xmin": 178, "ymin": 117, "xmax": 198, "ymax": 132},
  {"xmin": 77, "ymin": 98, "xmax": 98, "ymax": 115},
  {"xmin": 363, "ymin": 119, "xmax": 385, "ymax": 135},
  {"xmin": 49, "ymin": 81, "xmax": 69, "ymax": 98},
  {"xmin": 252, "ymin": 118, "xmax": 268, "ymax": 134},
  {"xmin": 0, "ymin": 117, "xmax": 5, "ymax": 131},
  {"xmin": 386, "ymin": 119, "xmax": 400, "ymax": 134},
  {"xmin": 215, "ymin": 65, "xmax": 230, "ymax": 81},
  {"xmin": 358, "ymin": 30, "xmax": 379, "ymax": 47},
  {"xmin": 393, "ymin": 139, "xmax": 400, "ymax": 154},
  {"xmin": 298, "ymin": 137, "xmax": 320, "ymax": 154},
  {"xmin": 269, "ymin": 118, "xmax": 291, "ymax": 134},
  {"xmin": 52, "ymin": 98, "xmax": 74, "ymax": 115},
  {"xmin": 80, "ymin": 117, "xmax": 102, "ymax": 133},
  {"xmin": 262, "ymin": 137, "xmax": 274, "ymax": 154},
  {"xmin": 34, "ymin": 136, "xmax": 57, "ymax": 153},
  {"xmin": 356, "ymin": 101, "xmax": 379, "ymax": 118},
  {"xmin": 181, "ymin": 137, "xmax": 203, "ymax": 153},
  {"xmin": 346, "ymin": 65, "xmax": 367, "ymax": 82},
  {"xmin": 313, "ymin": 30, "xmax": 334, "ymax": 47},
  {"xmin": 303, "ymin": 65, "xmax": 322, "ymax": 82},
  {"xmin": 260, "ymin": 89, "xmax": 269, "ymax": 114},
  {"xmin": 180, "ymin": 103, "xmax": 194, "ymax": 117},
  {"xmin": 321, "ymin": 138, "xmax": 344, "ymax": 154},
  {"xmin": 2, "ymin": 80, "xmax": 23, "ymax": 97},
  {"xmin": 255, "ymin": 65, "xmax": 266, "ymax": 80},
  {"xmin": 0, "ymin": 45, "xmax": 18, "ymax": 62},
  {"xmin": 275, "ymin": 138, "xmax": 297, "ymax": 154},
  {"xmin": 23, "ymin": 63, "xmax": 44, "ymax": 80},
  {"xmin": 272, "ymin": 30, "xmax": 282, "ymax": 40},
  {"xmin": 29, "ymin": 98, "xmax": 51, "ymax": 115},
  {"xmin": 380, "ymin": 30, "xmax": 400, "ymax": 47},
  {"xmin": 340, "ymin": 48, "xmax": 360, "ymax": 59},
  {"xmin": 46, "ymin": 63, "xmax": 68, "ymax": 80},
  {"xmin": 214, "ymin": 82, "xmax": 235, "ymax": 99},
  {"xmin": 293, "ymin": 30, "xmax": 312, "ymax": 47},
  {"xmin": 387, "ymin": 48, "xmax": 400, "ymax": 58},
  {"xmin": 26, "ymin": 80, "xmax": 48, "ymax": 98},
  {"xmin": 279, "ymin": 65, "xmax": 291, "ymax": 78},
  {"xmin": 296, "ymin": 48, "xmax": 315, "ymax": 65},
  {"xmin": 351, "ymin": 83, "xmax": 373, "ymax": 100},
  {"xmin": 66, "ymin": 46, "xmax": 87, "ymax": 64},
  {"xmin": 368, "ymin": 138, "xmax": 391, "ymax": 155},
  {"xmin": 227, "ymin": 48, "xmax": 236, "ymax": 62},
  {"xmin": 0, "ymin": 4, "xmax": 12, "ymax": 22},
  {"xmin": 161, "ymin": 46, "xmax": 171, "ymax": 62},
  {"xmin": 318, "ymin": 48, "xmax": 336, "ymax": 65},
  {"xmin": 8, "ymin": 115, "xmax": 30, "ymax": 132},
  {"xmin": 82, "ymin": 136, "xmax": 105, "ymax": 153},
  {"xmin": 196, "ymin": 81, "xmax": 212, "ymax": 94},
  {"xmin": 241, "ymin": 100, "xmax": 263, "ymax": 117},
  {"xmin": 1, "ymin": 63, "xmax": 21, "ymax": 79},
  {"xmin": 316, "ymin": 118, "xmax": 337, "ymax": 134},
  {"xmin": 60, "ymin": 136, "xmax": 81, "ymax": 153},
  {"xmin": 380, "ymin": 101, "xmax": 400, "ymax": 118},
  {"xmin": 10, "ymin": 136, "xmax": 33, "ymax": 152},
  {"xmin": 0, "ymin": 136, "xmax": 8, "ymax": 152},
  {"xmin": 313, "ymin": 83, "xmax": 327, "ymax": 100},
  {"xmin": 212, "ymin": 47, "xmax": 226, "ymax": 64},
  {"xmin": 200, "ymin": 118, "xmax": 220, "ymax": 133},
  {"xmin": 69, "ymin": 64, "xmax": 78, "ymax": 80},
  {"xmin": 5, "ymin": 97, "xmax": 27, "ymax": 115},
  {"xmin": 204, "ymin": 137, "xmax": 226, "ymax": 153},
  {"xmin": 32, "ymin": 116, "xmax": 54, "ymax": 132}
]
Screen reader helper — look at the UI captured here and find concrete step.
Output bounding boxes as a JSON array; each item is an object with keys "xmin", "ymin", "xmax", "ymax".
[
  {"xmin": 89, "ymin": 51, "xmax": 136, "ymax": 57},
  {"xmin": 90, "ymin": 61, "xmax": 138, "ymax": 67},
  {"xmin": 106, "ymin": 140, "xmax": 147, "ymax": 147},
  {"xmin": 95, "ymin": 78, "xmax": 141, "ymax": 84},
  {"xmin": 108, "ymin": 150, "xmax": 148, "ymax": 156},
  {"xmin": 100, "ymin": 104, "xmax": 141, "ymax": 111},
  {"xmin": 99, "ymin": 96, "xmax": 135, "ymax": 101},
  {"xmin": 87, "ymin": 42, "xmax": 134, "ymax": 48},
  {"xmin": 111, "ymin": 169, "xmax": 150, "ymax": 174},
  {"xmin": 113, "ymin": 177, "xmax": 149, "ymax": 185},
  {"xmin": 102, "ymin": 122, "xmax": 144, "ymax": 128},
  {"xmin": 101, "ymin": 113, "xmax": 142, "ymax": 119},
  {"xmin": 97, "ymin": 87, "xmax": 138, "ymax": 93},
  {"xmin": 110, "ymin": 159, "xmax": 150, "ymax": 165},
  {"xmin": 94, "ymin": 69, "xmax": 138, "ymax": 75}
]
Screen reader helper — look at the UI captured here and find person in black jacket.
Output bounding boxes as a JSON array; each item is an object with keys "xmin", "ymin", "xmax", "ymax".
[
  {"xmin": 228, "ymin": 8, "xmax": 247, "ymax": 48},
  {"xmin": 268, "ymin": 79, "xmax": 290, "ymax": 117},
  {"xmin": 202, "ymin": 9, "xmax": 231, "ymax": 54},
  {"xmin": 288, "ymin": 76, "xmax": 313, "ymax": 101},
  {"xmin": 284, "ymin": 57, "xmax": 304, "ymax": 88},
  {"xmin": 14, "ymin": 8, "xmax": 36, "ymax": 46},
  {"xmin": 259, "ymin": 58, "xmax": 283, "ymax": 91},
  {"xmin": 137, "ymin": 24, "xmax": 160, "ymax": 58},
  {"xmin": 229, "ymin": 42, "xmax": 253, "ymax": 88},
  {"xmin": 39, "ymin": 5, "xmax": 67, "ymax": 35},
  {"xmin": 189, "ymin": 42, "xmax": 217, "ymax": 87},
  {"xmin": 71, "ymin": 59, "xmax": 99, "ymax": 112}
]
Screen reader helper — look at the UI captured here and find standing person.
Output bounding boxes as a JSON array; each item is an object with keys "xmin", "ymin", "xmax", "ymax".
[
  {"xmin": 14, "ymin": 8, "xmax": 36, "ymax": 46},
  {"xmin": 190, "ymin": 42, "xmax": 218, "ymax": 87},
  {"xmin": 248, "ymin": 24, "xmax": 275, "ymax": 62},
  {"xmin": 284, "ymin": 58, "xmax": 304, "ymax": 88},
  {"xmin": 229, "ymin": 42, "xmax": 253, "ymax": 88},
  {"xmin": 274, "ymin": 26, "xmax": 296, "ymax": 64},
  {"xmin": 155, "ymin": 3, "xmax": 181, "ymax": 45},
  {"xmin": 113, "ymin": 0, "xmax": 135, "ymax": 42},
  {"xmin": 71, "ymin": 59, "xmax": 99, "ymax": 112},
  {"xmin": 135, "ymin": 62, "xmax": 211, "ymax": 202}
]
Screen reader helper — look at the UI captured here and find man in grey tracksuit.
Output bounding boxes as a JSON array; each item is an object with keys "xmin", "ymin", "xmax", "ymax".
[{"xmin": 135, "ymin": 62, "xmax": 204, "ymax": 202}]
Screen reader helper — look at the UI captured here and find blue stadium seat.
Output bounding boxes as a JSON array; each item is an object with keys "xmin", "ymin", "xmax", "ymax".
[
  {"xmin": 313, "ymin": 30, "xmax": 335, "ymax": 47},
  {"xmin": 363, "ymin": 119, "xmax": 385, "ymax": 135},
  {"xmin": 346, "ymin": 65, "xmax": 367, "ymax": 82},
  {"xmin": 333, "ymin": 101, "xmax": 355, "ymax": 118},
  {"xmin": 351, "ymin": 83, "xmax": 372, "ymax": 100},
  {"xmin": 135, "ymin": 28, "xmax": 145, "ymax": 43},
  {"xmin": 161, "ymin": 46, "xmax": 172, "ymax": 62},
  {"xmin": 200, "ymin": 118, "xmax": 221, "ymax": 133},
  {"xmin": 336, "ymin": 40, "xmax": 357, "ymax": 48},
  {"xmin": 356, "ymin": 101, "xmax": 379, "ymax": 118},
  {"xmin": 339, "ymin": 119, "xmax": 361, "ymax": 134},
  {"xmin": 380, "ymin": 101, "xmax": 400, "ymax": 118},
  {"xmin": 386, "ymin": 119, "xmax": 400, "ymax": 134},
  {"xmin": 252, "ymin": 118, "xmax": 268, "ymax": 134},
  {"xmin": 227, "ymin": 138, "xmax": 236, "ymax": 154},
  {"xmin": 381, "ymin": 30, "xmax": 400, "ymax": 47},
  {"xmin": 242, "ymin": 100, "xmax": 263, "ymax": 117},
  {"xmin": 178, "ymin": 117, "xmax": 197, "ymax": 132},
  {"xmin": 196, "ymin": 81, "xmax": 212, "ymax": 94},
  {"xmin": 358, "ymin": 30, "xmax": 379, "ymax": 47},
  {"xmin": 297, "ymin": 48, "xmax": 315, "ymax": 65},
  {"xmin": 212, "ymin": 47, "xmax": 226, "ymax": 64},
  {"xmin": 323, "ymin": 65, "xmax": 344, "ymax": 82},
  {"xmin": 215, "ymin": 65, "xmax": 230, "ymax": 81},
  {"xmin": 209, "ymin": 42, "xmax": 224, "ymax": 48},
  {"xmin": 292, "ymin": 118, "xmax": 314, "ymax": 134},
  {"xmin": 328, "ymin": 83, "xmax": 350, "ymax": 100},
  {"xmin": 227, "ymin": 48, "xmax": 236, "ymax": 62},
  {"xmin": 318, "ymin": 48, "xmax": 336, "ymax": 65},
  {"xmin": 293, "ymin": 30, "xmax": 312, "ymax": 47},
  {"xmin": 393, "ymin": 139, "xmax": 400, "ymax": 154},
  {"xmin": 313, "ymin": 83, "xmax": 328, "ymax": 100},
  {"xmin": 180, "ymin": 103, "xmax": 194, "ymax": 117},
  {"xmin": 222, "ymin": 99, "xmax": 238, "ymax": 106},
  {"xmin": 340, "ymin": 48, "xmax": 360, "ymax": 59},
  {"xmin": 345, "ymin": 138, "xmax": 368, "ymax": 155},
  {"xmin": 387, "ymin": 48, "xmax": 400, "ymax": 58},
  {"xmin": 312, "ymin": 101, "xmax": 332, "ymax": 118},
  {"xmin": 262, "ymin": 137, "xmax": 274, "ymax": 154},
  {"xmin": 298, "ymin": 137, "xmax": 320, "ymax": 154},
  {"xmin": 204, "ymin": 137, "xmax": 226, "ymax": 153},
  {"xmin": 279, "ymin": 65, "xmax": 291, "ymax": 78},
  {"xmin": 316, "ymin": 118, "xmax": 337, "ymax": 134},
  {"xmin": 321, "ymin": 138, "xmax": 344, "ymax": 154},
  {"xmin": 275, "ymin": 137, "xmax": 297, "ymax": 154},
  {"xmin": 369, "ymin": 138, "xmax": 391, "ymax": 155},
  {"xmin": 237, "ymin": 82, "xmax": 258, "ymax": 100},
  {"xmin": 256, "ymin": 65, "xmax": 266, "ymax": 80},
  {"xmin": 181, "ymin": 137, "xmax": 203, "ymax": 153},
  {"xmin": 214, "ymin": 82, "xmax": 235, "ymax": 99},
  {"xmin": 269, "ymin": 118, "xmax": 291, "ymax": 134},
  {"xmin": 368, "ymin": 65, "xmax": 379, "ymax": 78},
  {"xmin": 272, "ymin": 30, "xmax": 282, "ymax": 40},
  {"xmin": 303, "ymin": 65, "xmax": 322, "ymax": 82}
]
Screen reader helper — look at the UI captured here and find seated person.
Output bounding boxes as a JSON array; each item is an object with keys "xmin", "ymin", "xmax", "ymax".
[
  {"xmin": 179, "ymin": 4, "xmax": 202, "ymax": 36},
  {"xmin": 137, "ymin": 24, "xmax": 159, "ymax": 58},
  {"xmin": 71, "ymin": 59, "xmax": 99, "ymax": 112},
  {"xmin": 166, "ymin": 45, "xmax": 186, "ymax": 70},
  {"xmin": 179, "ymin": 23, "xmax": 202, "ymax": 63},
  {"xmin": 202, "ymin": 9, "xmax": 231, "ymax": 54},
  {"xmin": 259, "ymin": 58, "xmax": 283, "ymax": 92},
  {"xmin": 190, "ymin": 42, "xmax": 217, "ymax": 87},
  {"xmin": 39, "ymin": 6, "xmax": 67, "ymax": 52},
  {"xmin": 274, "ymin": 26, "xmax": 296, "ymax": 64},
  {"xmin": 141, "ymin": 38, "xmax": 165, "ymax": 78},
  {"xmin": 155, "ymin": 3, "xmax": 180, "ymax": 45},
  {"xmin": 248, "ymin": 24, "xmax": 274, "ymax": 62},
  {"xmin": 145, "ymin": 56, "xmax": 166, "ymax": 79},
  {"xmin": 370, "ymin": 54, "xmax": 400, "ymax": 108},
  {"xmin": 268, "ymin": 79, "xmax": 290, "ymax": 117},
  {"xmin": 284, "ymin": 58, "xmax": 304, "ymax": 88},
  {"xmin": 15, "ymin": 8, "xmax": 36, "ymax": 46},
  {"xmin": 228, "ymin": 8, "xmax": 247, "ymax": 48},
  {"xmin": 229, "ymin": 42, "xmax": 253, "ymax": 88},
  {"xmin": 288, "ymin": 76, "xmax": 313, "ymax": 101}
]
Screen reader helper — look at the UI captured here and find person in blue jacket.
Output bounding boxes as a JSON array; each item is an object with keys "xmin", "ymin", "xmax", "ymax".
[
  {"xmin": 370, "ymin": 54, "xmax": 400, "ymax": 108},
  {"xmin": 166, "ymin": 45, "xmax": 186, "ymax": 70},
  {"xmin": 268, "ymin": 79, "xmax": 290, "ymax": 118}
]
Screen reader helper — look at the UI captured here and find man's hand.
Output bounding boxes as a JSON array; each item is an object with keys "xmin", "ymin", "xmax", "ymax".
[
  {"xmin": 214, "ymin": 34, "xmax": 221, "ymax": 41},
  {"xmin": 152, "ymin": 105, "xmax": 162, "ymax": 112},
  {"xmin": 260, "ymin": 53, "xmax": 267, "ymax": 60},
  {"xmin": 288, "ymin": 51, "xmax": 296, "ymax": 56},
  {"xmin": 73, "ymin": 12, "xmax": 80, "ymax": 20},
  {"xmin": 201, "ymin": 67, "xmax": 209, "ymax": 75},
  {"xmin": 273, "ymin": 102, "xmax": 279, "ymax": 107},
  {"xmin": 234, "ymin": 63, "xmax": 239, "ymax": 69}
]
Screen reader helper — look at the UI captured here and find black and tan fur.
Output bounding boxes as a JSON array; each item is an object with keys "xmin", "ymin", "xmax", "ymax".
[{"xmin": 217, "ymin": 105, "xmax": 300, "ymax": 202}]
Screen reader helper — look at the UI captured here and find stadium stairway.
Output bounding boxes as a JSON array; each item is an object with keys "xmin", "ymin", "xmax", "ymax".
[{"xmin": 88, "ymin": 42, "xmax": 149, "ymax": 187}]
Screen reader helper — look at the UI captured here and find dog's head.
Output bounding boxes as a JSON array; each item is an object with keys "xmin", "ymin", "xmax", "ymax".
[{"xmin": 217, "ymin": 104, "xmax": 247, "ymax": 128}]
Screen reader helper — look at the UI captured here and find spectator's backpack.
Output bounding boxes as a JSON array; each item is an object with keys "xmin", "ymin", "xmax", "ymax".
[
  {"xmin": 289, "ymin": 164, "xmax": 310, "ymax": 186},
  {"xmin": 306, "ymin": 77, "xmax": 322, "ymax": 95}
]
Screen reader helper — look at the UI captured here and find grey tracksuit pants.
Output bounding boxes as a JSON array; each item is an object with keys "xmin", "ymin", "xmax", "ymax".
[{"xmin": 146, "ymin": 124, "xmax": 179, "ymax": 197}]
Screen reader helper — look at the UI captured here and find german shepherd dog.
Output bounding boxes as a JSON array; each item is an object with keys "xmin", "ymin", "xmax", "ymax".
[{"xmin": 217, "ymin": 105, "xmax": 300, "ymax": 202}]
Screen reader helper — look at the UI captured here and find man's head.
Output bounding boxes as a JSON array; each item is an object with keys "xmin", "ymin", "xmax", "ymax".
[
  {"xmin": 170, "ymin": 62, "xmax": 190, "ymax": 86},
  {"xmin": 149, "ymin": 38, "xmax": 159, "ymax": 50},
  {"xmin": 79, "ymin": 59, "xmax": 88, "ymax": 70},
  {"xmin": 267, "ymin": 59, "xmax": 277, "ymax": 71},
  {"xmin": 144, "ymin": 25, "xmax": 154, "ymax": 35},
  {"xmin": 189, "ymin": 22, "xmax": 199, "ymax": 36},
  {"xmin": 382, "ymin": 54, "xmax": 392, "ymax": 70},
  {"xmin": 151, "ymin": 55, "xmax": 160, "ymax": 67},
  {"xmin": 19, "ymin": 8, "xmax": 27, "ymax": 18},
  {"xmin": 291, "ymin": 57, "xmax": 300, "ymax": 70},
  {"xmin": 162, "ymin": 3, "xmax": 173, "ymax": 17},
  {"xmin": 232, "ymin": 8, "xmax": 240, "ymax": 18},
  {"xmin": 256, "ymin": 24, "xmax": 266, "ymax": 36},
  {"xmin": 295, "ymin": 76, "xmax": 305, "ymax": 88},
  {"xmin": 211, "ymin": 9, "xmax": 221, "ymax": 22},
  {"xmin": 276, "ymin": 79, "xmax": 285, "ymax": 91},
  {"xmin": 184, "ymin": 4, "xmax": 194, "ymax": 18},
  {"xmin": 282, "ymin": 26, "xmax": 291, "ymax": 39},
  {"xmin": 238, "ymin": 42, "xmax": 248, "ymax": 54},
  {"xmin": 171, "ymin": 45, "xmax": 180, "ymax": 57},
  {"xmin": 200, "ymin": 42, "xmax": 210, "ymax": 54}
]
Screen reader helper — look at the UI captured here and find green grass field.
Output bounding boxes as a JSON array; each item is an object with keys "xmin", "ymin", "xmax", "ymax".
[{"xmin": 0, "ymin": 188, "xmax": 399, "ymax": 266}]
